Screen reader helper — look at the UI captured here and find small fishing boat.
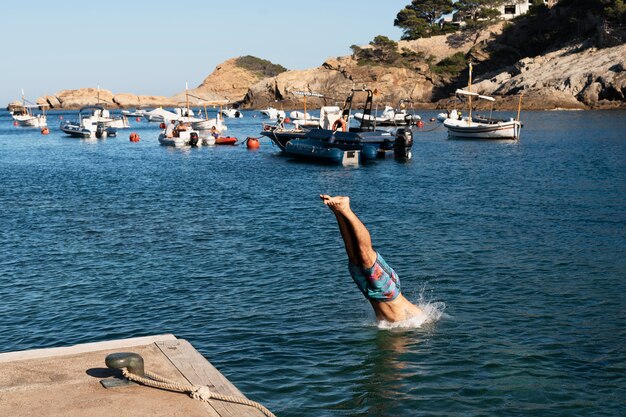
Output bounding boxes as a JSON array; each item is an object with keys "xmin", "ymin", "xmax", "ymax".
[
  {"xmin": 10, "ymin": 91, "xmax": 48, "ymax": 128},
  {"xmin": 60, "ymin": 106, "xmax": 119, "ymax": 138},
  {"xmin": 442, "ymin": 90, "xmax": 522, "ymax": 140},
  {"xmin": 443, "ymin": 63, "xmax": 523, "ymax": 140}
]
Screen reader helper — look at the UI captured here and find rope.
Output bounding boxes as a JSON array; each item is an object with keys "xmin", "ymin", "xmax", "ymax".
[
  {"xmin": 411, "ymin": 122, "xmax": 444, "ymax": 133},
  {"xmin": 121, "ymin": 368, "xmax": 277, "ymax": 417}
]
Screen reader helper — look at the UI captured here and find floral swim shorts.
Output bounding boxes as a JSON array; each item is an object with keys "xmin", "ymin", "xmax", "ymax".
[{"xmin": 348, "ymin": 252, "xmax": 401, "ymax": 302}]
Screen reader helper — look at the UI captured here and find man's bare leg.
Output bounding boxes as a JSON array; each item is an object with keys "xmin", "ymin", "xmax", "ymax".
[
  {"xmin": 321, "ymin": 195, "xmax": 423, "ymax": 322},
  {"xmin": 320, "ymin": 194, "xmax": 376, "ymax": 267}
]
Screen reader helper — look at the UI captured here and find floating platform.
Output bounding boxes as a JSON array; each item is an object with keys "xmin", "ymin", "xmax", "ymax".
[{"xmin": 0, "ymin": 334, "xmax": 270, "ymax": 417}]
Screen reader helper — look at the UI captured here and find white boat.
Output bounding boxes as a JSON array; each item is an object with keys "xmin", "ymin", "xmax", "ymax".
[
  {"xmin": 12, "ymin": 105, "xmax": 47, "ymax": 128},
  {"xmin": 143, "ymin": 108, "xmax": 180, "ymax": 123},
  {"xmin": 121, "ymin": 109, "xmax": 147, "ymax": 117},
  {"xmin": 260, "ymin": 106, "xmax": 286, "ymax": 119},
  {"xmin": 221, "ymin": 108, "xmax": 242, "ymax": 118},
  {"xmin": 158, "ymin": 128, "xmax": 201, "ymax": 147},
  {"xmin": 353, "ymin": 105, "xmax": 419, "ymax": 126},
  {"xmin": 60, "ymin": 106, "xmax": 119, "ymax": 138},
  {"xmin": 10, "ymin": 91, "xmax": 48, "ymax": 128},
  {"xmin": 443, "ymin": 89, "xmax": 522, "ymax": 140},
  {"xmin": 443, "ymin": 116, "xmax": 522, "ymax": 139},
  {"xmin": 191, "ymin": 108, "xmax": 228, "ymax": 132}
]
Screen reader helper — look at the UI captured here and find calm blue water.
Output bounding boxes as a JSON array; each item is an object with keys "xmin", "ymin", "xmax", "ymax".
[{"xmin": 1, "ymin": 109, "xmax": 625, "ymax": 416}]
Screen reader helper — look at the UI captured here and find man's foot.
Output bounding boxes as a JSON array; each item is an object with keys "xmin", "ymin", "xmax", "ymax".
[{"xmin": 320, "ymin": 195, "xmax": 351, "ymax": 216}]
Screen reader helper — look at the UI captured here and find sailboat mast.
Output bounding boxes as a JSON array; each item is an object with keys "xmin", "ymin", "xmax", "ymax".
[{"xmin": 468, "ymin": 63, "xmax": 473, "ymax": 127}]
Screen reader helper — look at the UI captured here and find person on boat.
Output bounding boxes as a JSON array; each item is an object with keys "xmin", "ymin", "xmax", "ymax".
[
  {"xmin": 210, "ymin": 126, "xmax": 219, "ymax": 139},
  {"xmin": 165, "ymin": 120, "xmax": 176, "ymax": 138},
  {"xmin": 320, "ymin": 195, "xmax": 423, "ymax": 323},
  {"xmin": 174, "ymin": 120, "xmax": 188, "ymax": 137},
  {"xmin": 275, "ymin": 115, "xmax": 285, "ymax": 130}
]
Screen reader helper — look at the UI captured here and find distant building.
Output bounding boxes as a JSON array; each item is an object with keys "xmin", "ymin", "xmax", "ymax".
[
  {"xmin": 499, "ymin": 0, "xmax": 557, "ymax": 20},
  {"xmin": 441, "ymin": 1, "xmax": 558, "ymax": 25}
]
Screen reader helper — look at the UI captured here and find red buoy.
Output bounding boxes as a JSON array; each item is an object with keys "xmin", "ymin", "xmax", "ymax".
[
  {"xmin": 13, "ymin": 121, "xmax": 18, "ymax": 126},
  {"xmin": 135, "ymin": 117, "xmax": 141, "ymax": 122},
  {"xmin": 417, "ymin": 120, "xmax": 424, "ymax": 128},
  {"xmin": 246, "ymin": 137, "xmax": 260, "ymax": 150},
  {"xmin": 59, "ymin": 115, "xmax": 64, "ymax": 120},
  {"xmin": 284, "ymin": 117, "xmax": 291, "ymax": 124},
  {"xmin": 129, "ymin": 132, "xmax": 140, "ymax": 142},
  {"xmin": 159, "ymin": 122, "xmax": 166, "ymax": 129},
  {"xmin": 40, "ymin": 127, "xmax": 50, "ymax": 135}
]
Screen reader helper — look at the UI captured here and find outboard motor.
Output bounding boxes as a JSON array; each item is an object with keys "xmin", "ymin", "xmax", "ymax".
[
  {"xmin": 189, "ymin": 132, "xmax": 199, "ymax": 147},
  {"xmin": 394, "ymin": 128, "xmax": 413, "ymax": 160},
  {"xmin": 95, "ymin": 124, "xmax": 105, "ymax": 138}
]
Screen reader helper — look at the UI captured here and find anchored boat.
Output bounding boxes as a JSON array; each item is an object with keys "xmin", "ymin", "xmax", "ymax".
[
  {"xmin": 443, "ymin": 64, "xmax": 523, "ymax": 140},
  {"xmin": 60, "ymin": 106, "xmax": 123, "ymax": 138}
]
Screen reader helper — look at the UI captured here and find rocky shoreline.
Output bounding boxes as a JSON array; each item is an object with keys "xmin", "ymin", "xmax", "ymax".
[{"xmin": 10, "ymin": 28, "xmax": 625, "ymax": 112}]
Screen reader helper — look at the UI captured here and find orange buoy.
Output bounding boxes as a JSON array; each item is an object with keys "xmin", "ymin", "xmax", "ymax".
[
  {"xmin": 246, "ymin": 137, "xmax": 260, "ymax": 150},
  {"xmin": 41, "ymin": 127, "xmax": 50, "ymax": 135},
  {"xmin": 159, "ymin": 122, "xmax": 166, "ymax": 129},
  {"xmin": 129, "ymin": 132, "xmax": 140, "ymax": 142},
  {"xmin": 135, "ymin": 117, "xmax": 141, "ymax": 122},
  {"xmin": 417, "ymin": 120, "xmax": 424, "ymax": 128},
  {"xmin": 13, "ymin": 121, "xmax": 18, "ymax": 126},
  {"xmin": 284, "ymin": 117, "xmax": 291, "ymax": 124}
]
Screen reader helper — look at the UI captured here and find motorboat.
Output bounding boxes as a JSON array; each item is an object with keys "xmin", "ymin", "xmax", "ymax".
[
  {"xmin": 282, "ymin": 89, "xmax": 414, "ymax": 164},
  {"xmin": 158, "ymin": 128, "xmax": 201, "ymax": 147},
  {"xmin": 221, "ymin": 108, "xmax": 242, "ymax": 118},
  {"xmin": 60, "ymin": 106, "xmax": 119, "ymax": 138},
  {"xmin": 443, "ymin": 89, "xmax": 522, "ymax": 140},
  {"xmin": 353, "ymin": 105, "xmax": 420, "ymax": 127},
  {"xmin": 260, "ymin": 106, "xmax": 340, "ymax": 150},
  {"xmin": 143, "ymin": 108, "xmax": 180, "ymax": 123},
  {"xmin": 260, "ymin": 106, "xmax": 286, "ymax": 119}
]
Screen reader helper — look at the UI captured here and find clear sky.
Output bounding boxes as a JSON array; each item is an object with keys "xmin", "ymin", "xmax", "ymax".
[{"xmin": 1, "ymin": 0, "xmax": 406, "ymax": 105}]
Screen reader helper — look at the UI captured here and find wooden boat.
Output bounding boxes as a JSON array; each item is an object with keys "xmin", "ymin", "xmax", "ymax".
[
  {"xmin": 443, "ymin": 64, "xmax": 523, "ymax": 140},
  {"xmin": 10, "ymin": 91, "xmax": 48, "ymax": 128}
]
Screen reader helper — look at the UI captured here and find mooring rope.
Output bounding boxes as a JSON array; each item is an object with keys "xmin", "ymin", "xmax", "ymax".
[{"xmin": 121, "ymin": 368, "xmax": 276, "ymax": 417}]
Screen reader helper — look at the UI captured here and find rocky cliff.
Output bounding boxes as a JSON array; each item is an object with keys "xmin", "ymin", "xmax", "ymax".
[
  {"xmin": 37, "ymin": 88, "xmax": 177, "ymax": 109},
  {"xmin": 468, "ymin": 43, "xmax": 626, "ymax": 110},
  {"xmin": 31, "ymin": 26, "xmax": 625, "ymax": 111}
]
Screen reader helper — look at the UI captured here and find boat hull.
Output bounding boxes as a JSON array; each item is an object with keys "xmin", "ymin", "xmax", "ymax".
[
  {"xmin": 444, "ymin": 119, "xmax": 521, "ymax": 139},
  {"xmin": 13, "ymin": 115, "xmax": 47, "ymax": 128}
]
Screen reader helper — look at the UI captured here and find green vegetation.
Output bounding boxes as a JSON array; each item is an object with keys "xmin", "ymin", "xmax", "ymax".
[
  {"xmin": 394, "ymin": 0, "xmax": 456, "ymax": 39},
  {"xmin": 350, "ymin": 36, "xmax": 429, "ymax": 68},
  {"xmin": 430, "ymin": 52, "xmax": 468, "ymax": 76},
  {"xmin": 235, "ymin": 56, "xmax": 287, "ymax": 78}
]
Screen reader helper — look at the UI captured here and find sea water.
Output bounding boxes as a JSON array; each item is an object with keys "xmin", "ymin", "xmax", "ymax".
[{"xmin": 0, "ymin": 109, "xmax": 624, "ymax": 416}]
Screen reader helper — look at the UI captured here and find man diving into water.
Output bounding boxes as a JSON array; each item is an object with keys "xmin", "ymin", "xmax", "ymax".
[{"xmin": 321, "ymin": 195, "xmax": 423, "ymax": 323}]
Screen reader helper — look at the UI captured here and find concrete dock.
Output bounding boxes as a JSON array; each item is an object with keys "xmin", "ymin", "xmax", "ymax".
[{"xmin": 0, "ymin": 334, "xmax": 271, "ymax": 417}]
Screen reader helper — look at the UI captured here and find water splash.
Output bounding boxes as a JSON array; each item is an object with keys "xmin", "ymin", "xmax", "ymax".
[{"xmin": 377, "ymin": 290, "xmax": 446, "ymax": 330}]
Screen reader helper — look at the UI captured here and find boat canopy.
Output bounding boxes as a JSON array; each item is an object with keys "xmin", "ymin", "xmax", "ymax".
[{"xmin": 455, "ymin": 89, "xmax": 495, "ymax": 102}]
